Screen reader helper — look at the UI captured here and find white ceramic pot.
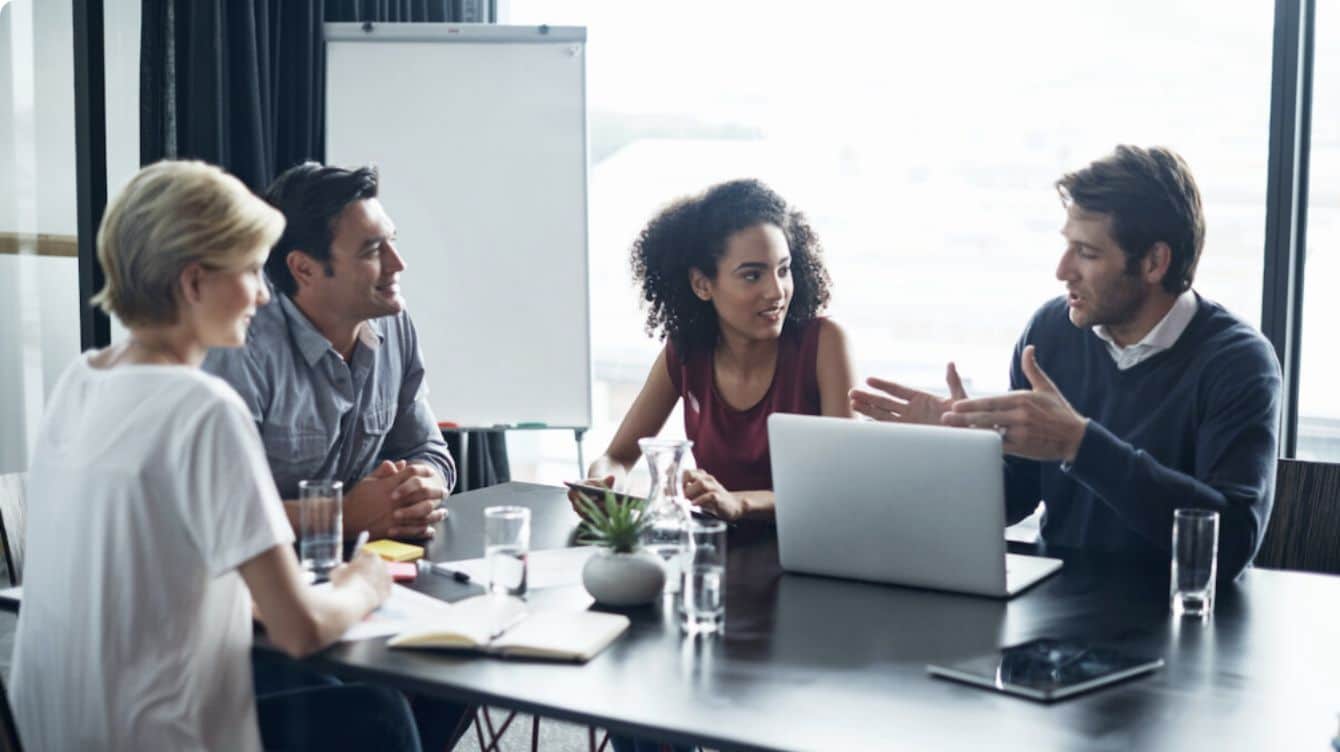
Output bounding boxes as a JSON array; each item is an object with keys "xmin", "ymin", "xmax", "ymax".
[{"xmin": 581, "ymin": 549, "xmax": 666, "ymax": 607}]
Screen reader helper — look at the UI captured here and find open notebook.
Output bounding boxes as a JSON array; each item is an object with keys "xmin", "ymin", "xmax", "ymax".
[{"xmin": 389, "ymin": 594, "xmax": 630, "ymax": 662}]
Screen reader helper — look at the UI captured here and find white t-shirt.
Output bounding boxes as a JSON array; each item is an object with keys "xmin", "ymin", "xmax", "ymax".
[{"xmin": 11, "ymin": 353, "xmax": 294, "ymax": 752}]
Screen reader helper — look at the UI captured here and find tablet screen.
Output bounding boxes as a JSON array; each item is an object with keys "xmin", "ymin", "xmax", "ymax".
[{"xmin": 927, "ymin": 637, "xmax": 1164, "ymax": 701}]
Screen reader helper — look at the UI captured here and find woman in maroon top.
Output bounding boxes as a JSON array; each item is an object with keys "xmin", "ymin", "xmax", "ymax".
[{"xmin": 580, "ymin": 179, "xmax": 855, "ymax": 521}]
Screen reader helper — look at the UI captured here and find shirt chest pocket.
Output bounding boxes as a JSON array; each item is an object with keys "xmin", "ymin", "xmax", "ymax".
[
  {"xmin": 264, "ymin": 426, "xmax": 331, "ymax": 470},
  {"xmin": 357, "ymin": 402, "xmax": 395, "ymax": 457}
]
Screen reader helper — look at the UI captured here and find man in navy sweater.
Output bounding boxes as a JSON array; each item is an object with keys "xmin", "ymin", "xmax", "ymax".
[{"xmin": 852, "ymin": 146, "xmax": 1281, "ymax": 579}]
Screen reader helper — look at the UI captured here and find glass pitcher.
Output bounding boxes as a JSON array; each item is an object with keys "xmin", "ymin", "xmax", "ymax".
[{"xmin": 638, "ymin": 438, "xmax": 694, "ymax": 593}]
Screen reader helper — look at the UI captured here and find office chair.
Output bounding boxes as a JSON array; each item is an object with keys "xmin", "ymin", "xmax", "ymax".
[
  {"xmin": 1255, "ymin": 459, "xmax": 1340, "ymax": 575},
  {"xmin": 0, "ymin": 676, "xmax": 24, "ymax": 752},
  {"xmin": 0, "ymin": 473, "xmax": 26, "ymax": 587}
]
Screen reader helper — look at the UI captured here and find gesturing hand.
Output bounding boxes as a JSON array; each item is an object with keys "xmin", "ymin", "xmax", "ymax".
[
  {"xmin": 941, "ymin": 345, "xmax": 1088, "ymax": 462},
  {"xmin": 682, "ymin": 469, "xmax": 746, "ymax": 522},
  {"xmin": 850, "ymin": 362, "xmax": 968, "ymax": 425}
]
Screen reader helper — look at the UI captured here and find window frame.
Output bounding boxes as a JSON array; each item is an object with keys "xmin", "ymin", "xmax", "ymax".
[{"xmin": 1261, "ymin": 0, "xmax": 1316, "ymax": 459}]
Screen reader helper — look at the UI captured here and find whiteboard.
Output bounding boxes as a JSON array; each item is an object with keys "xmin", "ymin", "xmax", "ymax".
[{"xmin": 326, "ymin": 24, "xmax": 591, "ymax": 429}]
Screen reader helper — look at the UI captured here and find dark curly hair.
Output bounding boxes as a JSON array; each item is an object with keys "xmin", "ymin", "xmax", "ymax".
[{"xmin": 631, "ymin": 179, "xmax": 833, "ymax": 357}]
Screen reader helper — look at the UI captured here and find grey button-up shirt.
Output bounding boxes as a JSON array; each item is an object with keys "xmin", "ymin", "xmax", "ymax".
[{"xmin": 203, "ymin": 292, "xmax": 456, "ymax": 500}]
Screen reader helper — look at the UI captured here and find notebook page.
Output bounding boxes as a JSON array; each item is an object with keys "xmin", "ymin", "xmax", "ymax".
[
  {"xmin": 389, "ymin": 594, "xmax": 527, "ymax": 648},
  {"xmin": 492, "ymin": 610, "xmax": 630, "ymax": 661}
]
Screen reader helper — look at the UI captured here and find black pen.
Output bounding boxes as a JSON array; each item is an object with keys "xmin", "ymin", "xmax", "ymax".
[{"xmin": 421, "ymin": 561, "xmax": 472, "ymax": 583}]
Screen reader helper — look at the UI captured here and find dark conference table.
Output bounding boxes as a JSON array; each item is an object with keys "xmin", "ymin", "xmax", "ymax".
[{"xmin": 269, "ymin": 482, "xmax": 1340, "ymax": 751}]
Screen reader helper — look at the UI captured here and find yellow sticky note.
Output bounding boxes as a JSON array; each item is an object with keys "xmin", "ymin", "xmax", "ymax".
[{"xmin": 363, "ymin": 539, "xmax": 425, "ymax": 562}]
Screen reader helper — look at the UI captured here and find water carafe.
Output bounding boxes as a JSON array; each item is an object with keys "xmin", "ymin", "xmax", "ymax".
[{"xmin": 638, "ymin": 438, "xmax": 693, "ymax": 594}]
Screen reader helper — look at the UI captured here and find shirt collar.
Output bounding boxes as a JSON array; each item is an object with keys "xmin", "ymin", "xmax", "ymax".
[
  {"xmin": 358, "ymin": 321, "xmax": 384, "ymax": 351},
  {"xmin": 278, "ymin": 293, "xmax": 384, "ymax": 366},
  {"xmin": 1093, "ymin": 289, "xmax": 1198, "ymax": 353}
]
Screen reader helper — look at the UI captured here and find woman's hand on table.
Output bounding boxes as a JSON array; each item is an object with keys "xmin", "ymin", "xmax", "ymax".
[{"xmin": 682, "ymin": 469, "xmax": 746, "ymax": 522}]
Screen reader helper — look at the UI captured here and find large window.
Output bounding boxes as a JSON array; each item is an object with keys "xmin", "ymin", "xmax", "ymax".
[
  {"xmin": 0, "ymin": 0, "xmax": 75, "ymax": 477},
  {"xmin": 503, "ymin": 0, "xmax": 1275, "ymax": 483},
  {"xmin": 0, "ymin": 0, "xmax": 140, "ymax": 476},
  {"xmin": 1297, "ymin": 2, "xmax": 1340, "ymax": 461}
]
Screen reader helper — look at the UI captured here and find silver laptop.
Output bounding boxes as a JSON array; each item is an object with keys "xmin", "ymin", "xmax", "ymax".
[{"xmin": 768, "ymin": 414, "xmax": 1062, "ymax": 598}]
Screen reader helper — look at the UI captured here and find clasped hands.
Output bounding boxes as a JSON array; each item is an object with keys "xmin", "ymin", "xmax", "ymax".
[
  {"xmin": 849, "ymin": 345, "xmax": 1088, "ymax": 464},
  {"xmin": 345, "ymin": 459, "xmax": 447, "ymax": 540}
]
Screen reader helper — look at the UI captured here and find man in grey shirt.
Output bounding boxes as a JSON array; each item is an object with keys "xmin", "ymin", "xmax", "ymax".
[{"xmin": 205, "ymin": 162, "xmax": 454, "ymax": 540}]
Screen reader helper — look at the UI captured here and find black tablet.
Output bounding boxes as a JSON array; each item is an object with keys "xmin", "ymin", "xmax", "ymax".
[
  {"xmin": 926, "ymin": 638, "xmax": 1164, "ymax": 701},
  {"xmin": 563, "ymin": 482, "xmax": 732, "ymax": 525},
  {"xmin": 563, "ymin": 481, "xmax": 644, "ymax": 509}
]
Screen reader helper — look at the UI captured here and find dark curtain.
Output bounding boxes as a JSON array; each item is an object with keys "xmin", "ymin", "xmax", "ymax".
[
  {"xmin": 443, "ymin": 430, "xmax": 512, "ymax": 491},
  {"xmin": 326, "ymin": 1, "xmax": 457, "ymax": 22},
  {"xmin": 140, "ymin": 0, "xmax": 325, "ymax": 192},
  {"xmin": 139, "ymin": 0, "xmax": 471, "ymax": 189},
  {"xmin": 140, "ymin": 0, "xmax": 510, "ymax": 491}
]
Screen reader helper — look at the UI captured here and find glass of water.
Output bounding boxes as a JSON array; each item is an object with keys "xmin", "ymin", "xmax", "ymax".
[
  {"xmin": 1171, "ymin": 508, "xmax": 1219, "ymax": 618},
  {"xmin": 298, "ymin": 479, "xmax": 343, "ymax": 579},
  {"xmin": 484, "ymin": 506, "xmax": 530, "ymax": 597},
  {"xmin": 681, "ymin": 518, "xmax": 727, "ymax": 635}
]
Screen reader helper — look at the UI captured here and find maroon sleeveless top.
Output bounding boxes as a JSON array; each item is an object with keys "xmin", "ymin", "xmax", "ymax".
[{"xmin": 665, "ymin": 318, "xmax": 824, "ymax": 492}]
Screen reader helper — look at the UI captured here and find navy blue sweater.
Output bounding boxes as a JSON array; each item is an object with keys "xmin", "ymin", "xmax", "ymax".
[{"xmin": 1005, "ymin": 294, "xmax": 1281, "ymax": 579}]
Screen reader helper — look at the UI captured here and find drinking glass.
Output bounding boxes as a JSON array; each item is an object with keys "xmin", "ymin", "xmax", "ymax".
[
  {"xmin": 485, "ymin": 506, "xmax": 530, "ymax": 596},
  {"xmin": 1171, "ymin": 508, "xmax": 1219, "ymax": 618},
  {"xmin": 681, "ymin": 518, "xmax": 727, "ymax": 634},
  {"xmin": 298, "ymin": 479, "xmax": 343, "ymax": 579}
]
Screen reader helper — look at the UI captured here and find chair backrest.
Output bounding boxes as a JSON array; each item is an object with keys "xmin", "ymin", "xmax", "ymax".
[
  {"xmin": 1255, "ymin": 459, "xmax": 1340, "ymax": 575},
  {"xmin": 0, "ymin": 473, "xmax": 26, "ymax": 586},
  {"xmin": 0, "ymin": 675, "xmax": 23, "ymax": 752}
]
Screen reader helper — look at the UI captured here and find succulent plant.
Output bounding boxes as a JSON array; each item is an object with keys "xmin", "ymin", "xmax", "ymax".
[{"xmin": 575, "ymin": 489, "xmax": 651, "ymax": 554}]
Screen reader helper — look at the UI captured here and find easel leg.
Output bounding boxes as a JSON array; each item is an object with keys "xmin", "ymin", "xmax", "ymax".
[{"xmin": 459, "ymin": 431, "xmax": 470, "ymax": 491}]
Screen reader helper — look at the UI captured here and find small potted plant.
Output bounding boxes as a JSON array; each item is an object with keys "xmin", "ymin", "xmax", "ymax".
[{"xmin": 575, "ymin": 490, "xmax": 666, "ymax": 607}]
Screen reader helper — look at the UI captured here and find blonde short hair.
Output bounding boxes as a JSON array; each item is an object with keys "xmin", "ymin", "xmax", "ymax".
[{"xmin": 91, "ymin": 160, "xmax": 285, "ymax": 327}]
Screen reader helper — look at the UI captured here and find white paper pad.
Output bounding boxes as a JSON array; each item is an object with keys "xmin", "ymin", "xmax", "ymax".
[
  {"xmin": 435, "ymin": 546, "xmax": 597, "ymax": 590},
  {"xmin": 313, "ymin": 583, "xmax": 455, "ymax": 642}
]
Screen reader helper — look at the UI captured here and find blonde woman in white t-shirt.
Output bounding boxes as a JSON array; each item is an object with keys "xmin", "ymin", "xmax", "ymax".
[{"xmin": 10, "ymin": 161, "xmax": 423, "ymax": 752}]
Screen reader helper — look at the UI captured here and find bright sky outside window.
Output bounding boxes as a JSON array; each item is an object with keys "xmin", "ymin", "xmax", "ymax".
[{"xmin": 505, "ymin": 0, "xmax": 1275, "ymax": 481}]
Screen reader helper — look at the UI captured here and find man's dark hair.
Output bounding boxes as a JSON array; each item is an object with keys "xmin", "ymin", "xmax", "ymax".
[
  {"xmin": 1055, "ymin": 145, "xmax": 1204, "ymax": 294},
  {"xmin": 631, "ymin": 178, "xmax": 833, "ymax": 356},
  {"xmin": 263, "ymin": 162, "xmax": 380, "ymax": 296}
]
